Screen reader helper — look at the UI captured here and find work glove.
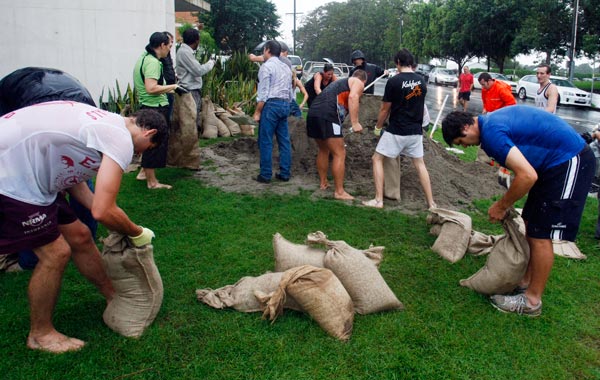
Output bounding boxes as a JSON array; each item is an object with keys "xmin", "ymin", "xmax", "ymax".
[
  {"xmin": 374, "ymin": 127, "xmax": 382, "ymax": 137},
  {"xmin": 128, "ymin": 227, "xmax": 155, "ymax": 247},
  {"xmin": 174, "ymin": 85, "xmax": 189, "ymax": 96}
]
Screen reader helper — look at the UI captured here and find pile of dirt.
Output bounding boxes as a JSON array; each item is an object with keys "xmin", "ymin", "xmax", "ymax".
[{"xmin": 194, "ymin": 95, "xmax": 505, "ymax": 213}]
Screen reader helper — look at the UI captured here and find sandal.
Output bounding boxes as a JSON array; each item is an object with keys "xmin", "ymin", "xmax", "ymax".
[{"xmin": 362, "ymin": 199, "xmax": 383, "ymax": 209}]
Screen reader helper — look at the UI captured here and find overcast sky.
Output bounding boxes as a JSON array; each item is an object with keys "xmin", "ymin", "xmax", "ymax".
[{"xmin": 270, "ymin": 0, "xmax": 346, "ymax": 51}]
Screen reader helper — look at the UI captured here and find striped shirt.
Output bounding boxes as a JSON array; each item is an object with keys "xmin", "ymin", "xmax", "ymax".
[{"xmin": 257, "ymin": 57, "xmax": 293, "ymax": 103}]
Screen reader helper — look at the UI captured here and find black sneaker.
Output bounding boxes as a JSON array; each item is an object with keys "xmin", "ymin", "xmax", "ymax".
[
  {"xmin": 255, "ymin": 175, "xmax": 270, "ymax": 183},
  {"xmin": 275, "ymin": 173, "xmax": 290, "ymax": 182}
]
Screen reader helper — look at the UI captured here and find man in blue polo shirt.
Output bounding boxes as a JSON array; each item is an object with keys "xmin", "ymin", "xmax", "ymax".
[{"xmin": 441, "ymin": 106, "xmax": 595, "ymax": 316}]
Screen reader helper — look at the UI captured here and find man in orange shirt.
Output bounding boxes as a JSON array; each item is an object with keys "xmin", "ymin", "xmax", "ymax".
[{"xmin": 478, "ymin": 72, "xmax": 516, "ymax": 113}]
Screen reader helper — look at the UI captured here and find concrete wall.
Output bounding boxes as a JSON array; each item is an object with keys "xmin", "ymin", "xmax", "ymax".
[{"xmin": 0, "ymin": 0, "xmax": 175, "ymax": 104}]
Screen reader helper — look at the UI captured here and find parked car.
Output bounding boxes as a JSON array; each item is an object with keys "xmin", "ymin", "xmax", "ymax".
[
  {"xmin": 517, "ymin": 75, "xmax": 591, "ymax": 107},
  {"xmin": 415, "ymin": 64, "xmax": 432, "ymax": 81},
  {"xmin": 288, "ymin": 54, "xmax": 303, "ymax": 80},
  {"xmin": 428, "ymin": 68, "xmax": 458, "ymax": 86},
  {"xmin": 472, "ymin": 72, "xmax": 518, "ymax": 94},
  {"xmin": 301, "ymin": 63, "xmax": 344, "ymax": 83}
]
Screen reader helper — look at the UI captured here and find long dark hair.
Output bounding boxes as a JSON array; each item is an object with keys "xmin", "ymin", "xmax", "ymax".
[{"xmin": 145, "ymin": 31, "xmax": 169, "ymax": 57}]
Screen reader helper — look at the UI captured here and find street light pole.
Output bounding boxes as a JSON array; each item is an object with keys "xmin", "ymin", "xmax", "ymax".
[{"xmin": 568, "ymin": 0, "xmax": 580, "ymax": 81}]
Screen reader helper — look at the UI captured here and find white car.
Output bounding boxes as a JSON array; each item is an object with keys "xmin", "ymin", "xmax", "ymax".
[
  {"xmin": 472, "ymin": 72, "xmax": 518, "ymax": 94},
  {"xmin": 428, "ymin": 68, "xmax": 458, "ymax": 86},
  {"xmin": 517, "ymin": 75, "xmax": 591, "ymax": 107}
]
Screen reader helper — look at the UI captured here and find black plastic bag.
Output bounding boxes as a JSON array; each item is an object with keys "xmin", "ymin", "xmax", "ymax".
[{"xmin": 0, "ymin": 67, "xmax": 95, "ymax": 115}]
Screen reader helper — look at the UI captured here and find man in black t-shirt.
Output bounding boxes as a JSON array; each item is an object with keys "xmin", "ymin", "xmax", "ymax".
[{"xmin": 362, "ymin": 49, "xmax": 436, "ymax": 209}]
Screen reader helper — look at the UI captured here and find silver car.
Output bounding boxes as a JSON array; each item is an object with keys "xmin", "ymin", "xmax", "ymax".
[
  {"xmin": 428, "ymin": 68, "xmax": 458, "ymax": 86},
  {"xmin": 517, "ymin": 75, "xmax": 591, "ymax": 107}
]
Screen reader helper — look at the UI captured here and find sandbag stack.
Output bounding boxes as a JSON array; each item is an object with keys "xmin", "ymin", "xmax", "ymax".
[
  {"xmin": 200, "ymin": 97, "xmax": 250, "ymax": 139},
  {"xmin": 196, "ymin": 231, "xmax": 401, "ymax": 341}
]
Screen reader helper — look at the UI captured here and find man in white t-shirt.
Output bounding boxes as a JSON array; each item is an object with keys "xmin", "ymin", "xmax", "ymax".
[{"xmin": 0, "ymin": 101, "xmax": 167, "ymax": 353}]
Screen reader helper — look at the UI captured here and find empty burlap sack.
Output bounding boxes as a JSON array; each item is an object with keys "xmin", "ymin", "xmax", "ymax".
[
  {"xmin": 427, "ymin": 208, "xmax": 472, "ymax": 263},
  {"xmin": 552, "ymin": 240, "xmax": 586, "ymax": 260},
  {"xmin": 196, "ymin": 272, "xmax": 300, "ymax": 312},
  {"xmin": 262, "ymin": 265, "xmax": 353, "ymax": 341},
  {"xmin": 460, "ymin": 209, "xmax": 530, "ymax": 295},
  {"xmin": 168, "ymin": 92, "xmax": 201, "ymax": 169},
  {"xmin": 201, "ymin": 97, "xmax": 219, "ymax": 139},
  {"xmin": 101, "ymin": 232, "xmax": 163, "ymax": 338},
  {"xmin": 383, "ymin": 156, "xmax": 401, "ymax": 201},
  {"xmin": 274, "ymin": 232, "xmax": 385, "ymax": 272},
  {"xmin": 306, "ymin": 231, "xmax": 403, "ymax": 315},
  {"xmin": 468, "ymin": 231, "xmax": 502, "ymax": 256}
]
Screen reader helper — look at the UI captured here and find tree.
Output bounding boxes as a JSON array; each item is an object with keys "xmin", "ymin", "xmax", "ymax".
[
  {"xmin": 200, "ymin": 0, "xmax": 280, "ymax": 53},
  {"xmin": 512, "ymin": 0, "xmax": 572, "ymax": 64}
]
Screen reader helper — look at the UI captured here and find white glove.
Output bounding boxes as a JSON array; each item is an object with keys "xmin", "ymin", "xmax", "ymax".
[{"xmin": 129, "ymin": 227, "xmax": 155, "ymax": 247}]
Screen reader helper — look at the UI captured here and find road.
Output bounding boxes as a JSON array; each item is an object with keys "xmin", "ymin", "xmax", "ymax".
[{"xmin": 374, "ymin": 79, "xmax": 600, "ymax": 134}]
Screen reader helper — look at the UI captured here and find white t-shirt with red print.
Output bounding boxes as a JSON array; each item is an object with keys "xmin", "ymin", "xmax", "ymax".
[{"xmin": 0, "ymin": 101, "xmax": 133, "ymax": 205}]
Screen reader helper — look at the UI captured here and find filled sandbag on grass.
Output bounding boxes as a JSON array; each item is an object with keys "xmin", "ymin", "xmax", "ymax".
[
  {"xmin": 101, "ymin": 232, "xmax": 164, "ymax": 338},
  {"xmin": 262, "ymin": 265, "xmax": 354, "ymax": 341},
  {"xmin": 306, "ymin": 232, "xmax": 403, "ymax": 315},
  {"xmin": 427, "ymin": 208, "xmax": 472, "ymax": 263},
  {"xmin": 196, "ymin": 272, "xmax": 301, "ymax": 312},
  {"xmin": 459, "ymin": 208, "xmax": 530, "ymax": 295},
  {"xmin": 273, "ymin": 232, "xmax": 385, "ymax": 272}
]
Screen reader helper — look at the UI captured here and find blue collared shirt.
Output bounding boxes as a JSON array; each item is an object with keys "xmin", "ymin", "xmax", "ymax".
[{"xmin": 256, "ymin": 57, "xmax": 293, "ymax": 103}]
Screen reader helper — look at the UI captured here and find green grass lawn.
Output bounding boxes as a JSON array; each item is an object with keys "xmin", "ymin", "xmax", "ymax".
[{"xmin": 0, "ymin": 143, "xmax": 599, "ymax": 379}]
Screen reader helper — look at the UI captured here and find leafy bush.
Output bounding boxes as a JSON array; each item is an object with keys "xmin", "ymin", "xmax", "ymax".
[{"xmin": 99, "ymin": 81, "xmax": 139, "ymax": 115}]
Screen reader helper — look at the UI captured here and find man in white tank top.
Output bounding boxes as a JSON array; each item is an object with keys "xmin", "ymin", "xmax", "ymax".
[
  {"xmin": 535, "ymin": 63, "xmax": 559, "ymax": 113},
  {"xmin": 0, "ymin": 101, "xmax": 167, "ymax": 353}
]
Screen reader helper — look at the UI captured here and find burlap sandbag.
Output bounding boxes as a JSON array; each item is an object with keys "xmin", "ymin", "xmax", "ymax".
[
  {"xmin": 101, "ymin": 232, "xmax": 163, "ymax": 338},
  {"xmin": 460, "ymin": 209, "xmax": 530, "ymax": 295},
  {"xmin": 196, "ymin": 272, "xmax": 300, "ymax": 312},
  {"xmin": 468, "ymin": 231, "xmax": 502, "ymax": 256},
  {"xmin": 240, "ymin": 124, "xmax": 255, "ymax": 136},
  {"xmin": 552, "ymin": 240, "xmax": 586, "ymax": 260},
  {"xmin": 216, "ymin": 109, "xmax": 241, "ymax": 136},
  {"xmin": 168, "ymin": 92, "xmax": 201, "ymax": 169},
  {"xmin": 306, "ymin": 232, "xmax": 403, "ymax": 315},
  {"xmin": 274, "ymin": 232, "xmax": 385, "ymax": 272},
  {"xmin": 262, "ymin": 265, "xmax": 354, "ymax": 341},
  {"xmin": 201, "ymin": 97, "xmax": 218, "ymax": 139},
  {"xmin": 383, "ymin": 156, "xmax": 401, "ymax": 201},
  {"xmin": 427, "ymin": 208, "xmax": 472, "ymax": 263}
]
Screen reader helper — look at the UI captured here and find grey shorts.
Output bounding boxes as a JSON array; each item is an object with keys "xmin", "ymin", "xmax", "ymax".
[{"xmin": 375, "ymin": 131, "xmax": 423, "ymax": 158}]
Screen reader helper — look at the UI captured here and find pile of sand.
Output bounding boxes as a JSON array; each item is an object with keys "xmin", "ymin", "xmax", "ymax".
[{"xmin": 194, "ymin": 95, "xmax": 505, "ymax": 213}]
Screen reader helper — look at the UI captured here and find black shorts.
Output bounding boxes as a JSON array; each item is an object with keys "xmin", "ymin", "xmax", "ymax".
[
  {"xmin": 522, "ymin": 146, "xmax": 595, "ymax": 241},
  {"xmin": 306, "ymin": 116, "xmax": 343, "ymax": 139},
  {"xmin": 140, "ymin": 105, "xmax": 170, "ymax": 168},
  {"xmin": 458, "ymin": 91, "xmax": 471, "ymax": 101}
]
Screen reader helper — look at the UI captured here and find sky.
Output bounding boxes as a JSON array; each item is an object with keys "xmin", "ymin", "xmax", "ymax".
[{"xmin": 270, "ymin": 0, "xmax": 347, "ymax": 52}]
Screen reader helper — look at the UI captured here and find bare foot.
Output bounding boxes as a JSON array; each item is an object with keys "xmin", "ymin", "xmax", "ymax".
[
  {"xmin": 27, "ymin": 333, "xmax": 85, "ymax": 354},
  {"xmin": 320, "ymin": 182, "xmax": 330, "ymax": 190},
  {"xmin": 147, "ymin": 183, "xmax": 172, "ymax": 190},
  {"xmin": 136, "ymin": 169, "xmax": 146, "ymax": 181},
  {"xmin": 334, "ymin": 191, "xmax": 354, "ymax": 200}
]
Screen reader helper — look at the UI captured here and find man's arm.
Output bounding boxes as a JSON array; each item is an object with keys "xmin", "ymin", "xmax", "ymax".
[
  {"xmin": 375, "ymin": 102, "xmax": 392, "ymax": 130},
  {"xmin": 348, "ymin": 78, "xmax": 364, "ymax": 132},
  {"xmin": 488, "ymin": 146, "xmax": 538, "ymax": 221},
  {"xmin": 91, "ymin": 155, "xmax": 143, "ymax": 236},
  {"xmin": 67, "ymin": 182, "xmax": 94, "ymax": 210},
  {"xmin": 501, "ymin": 84, "xmax": 517, "ymax": 106},
  {"xmin": 179, "ymin": 48, "xmax": 215, "ymax": 78},
  {"xmin": 545, "ymin": 84, "xmax": 559, "ymax": 113}
]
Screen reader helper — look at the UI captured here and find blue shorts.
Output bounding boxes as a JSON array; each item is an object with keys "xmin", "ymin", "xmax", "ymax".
[
  {"xmin": 522, "ymin": 146, "xmax": 595, "ymax": 241},
  {"xmin": 0, "ymin": 193, "xmax": 77, "ymax": 255}
]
